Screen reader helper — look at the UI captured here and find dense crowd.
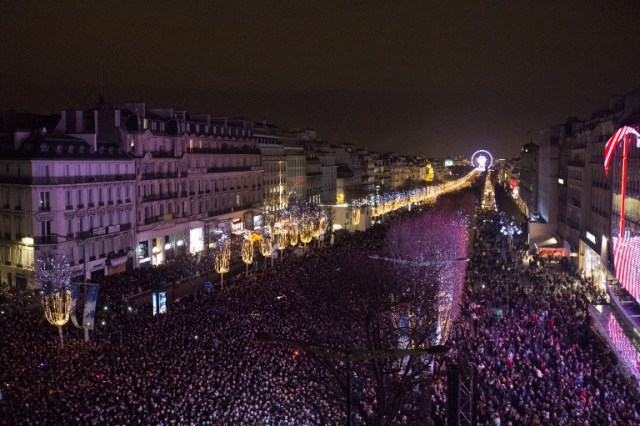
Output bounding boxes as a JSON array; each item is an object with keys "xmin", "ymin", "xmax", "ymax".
[
  {"xmin": 1, "ymin": 193, "xmax": 639, "ymax": 425},
  {"xmin": 430, "ymin": 212, "xmax": 640, "ymax": 425}
]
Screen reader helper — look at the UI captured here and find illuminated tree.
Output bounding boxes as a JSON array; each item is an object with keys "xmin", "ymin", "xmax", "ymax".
[
  {"xmin": 35, "ymin": 250, "xmax": 73, "ymax": 348},
  {"xmin": 351, "ymin": 204, "xmax": 361, "ymax": 226},
  {"xmin": 296, "ymin": 250, "xmax": 442, "ymax": 424},
  {"xmin": 385, "ymin": 194, "xmax": 473, "ymax": 344},
  {"xmin": 241, "ymin": 238, "xmax": 254, "ymax": 276},
  {"xmin": 289, "ymin": 224, "xmax": 299, "ymax": 247},
  {"xmin": 277, "ymin": 230, "xmax": 288, "ymax": 263},
  {"xmin": 299, "ymin": 222, "xmax": 314, "ymax": 251},
  {"xmin": 214, "ymin": 241, "xmax": 230, "ymax": 288},
  {"xmin": 259, "ymin": 235, "xmax": 275, "ymax": 268}
]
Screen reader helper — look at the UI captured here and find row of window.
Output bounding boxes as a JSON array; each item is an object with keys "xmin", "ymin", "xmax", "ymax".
[
  {"xmin": 138, "ymin": 177, "xmax": 260, "ymax": 198},
  {"xmin": 139, "ymin": 194, "xmax": 257, "ymax": 222},
  {"xmin": 35, "ymin": 163, "xmax": 131, "ymax": 178},
  {"xmin": 61, "ymin": 186, "xmax": 133, "ymax": 209}
]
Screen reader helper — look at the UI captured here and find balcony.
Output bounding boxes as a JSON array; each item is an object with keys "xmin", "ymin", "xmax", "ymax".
[
  {"xmin": 149, "ymin": 150, "xmax": 175, "ymax": 158},
  {"xmin": 568, "ymin": 198, "xmax": 581, "ymax": 208},
  {"xmin": 206, "ymin": 166, "xmax": 252, "ymax": 174},
  {"xmin": 143, "ymin": 192, "xmax": 178, "ymax": 202},
  {"xmin": 0, "ymin": 174, "xmax": 137, "ymax": 185},
  {"xmin": 567, "ymin": 219, "xmax": 580, "ymax": 230},
  {"xmin": 187, "ymin": 146, "xmax": 260, "ymax": 155},
  {"xmin": 35, "ymin": 235, "xmax": 58, "ymax": 244},
  {"xmin": 39, "ymin": 205, "xmax": 51, "ymax": 211},
  {"xmin": 141, "ymin": 171, "xmax": 179, "ymax": 180}
]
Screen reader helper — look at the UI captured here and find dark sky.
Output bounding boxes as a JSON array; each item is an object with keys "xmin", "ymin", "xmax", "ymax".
[{"xmin": 2, "ymin": 1, "xmax": 640, "ymax": 159}]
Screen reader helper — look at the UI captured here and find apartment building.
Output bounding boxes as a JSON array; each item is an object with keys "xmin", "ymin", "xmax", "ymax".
[
  {"xmin": 0, "ymin": 114, "xmax": 135, "ymax": 288},
  {"xmin": 95, "ymin": 103, "xmax": 264, "ymax": 268}
]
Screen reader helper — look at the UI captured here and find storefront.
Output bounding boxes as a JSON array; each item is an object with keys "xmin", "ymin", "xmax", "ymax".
[
  {"xmin": 107, "ymin": 254, "xmax": 128, "ymax": 276},
  {"xmin": 579, "ymin": 240, "xmax": 608, "ymax": 293}
]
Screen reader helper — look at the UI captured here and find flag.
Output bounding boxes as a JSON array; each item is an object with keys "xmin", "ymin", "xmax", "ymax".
[
  {"xmin": 69, "ymin": 283, "xmax": 81, "ymax": 328},
  {"xmin": 83, "ymin": 284, "xmax": 100, "ymax": 330}
]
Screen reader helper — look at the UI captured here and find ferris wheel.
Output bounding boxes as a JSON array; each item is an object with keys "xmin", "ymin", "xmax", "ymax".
[{"xmin": 471, "ymin": 150, "xmax": 493, "ymax": 171}]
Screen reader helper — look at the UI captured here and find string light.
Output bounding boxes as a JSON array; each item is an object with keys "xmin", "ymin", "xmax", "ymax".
[
  {"xmin": 214, "ymin": 240, "xmax": 231, "ymax": 288},
  {"xmin": 241, "ymin": 238, "xmax": 255, "ymax": 276},
  {"xmin": 35, "ymin": 250, "xmax": 73, "ymax": 348}
]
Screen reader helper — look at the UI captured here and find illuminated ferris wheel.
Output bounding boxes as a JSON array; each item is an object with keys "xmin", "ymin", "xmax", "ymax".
[{"xmin": 471, "ymin": 150, "xmax": 493, "ymax": 171}]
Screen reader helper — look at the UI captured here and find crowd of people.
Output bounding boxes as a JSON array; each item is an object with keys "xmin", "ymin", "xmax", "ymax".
[
  {"xmin": 1, "ymin": 190, "xmax": 640, "ymax": 425},
  {"xmin": 429, "ymin": 211, "xmax": 640, "ymax": 425}
]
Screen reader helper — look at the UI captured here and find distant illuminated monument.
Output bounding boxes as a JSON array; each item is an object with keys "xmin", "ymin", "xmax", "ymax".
[{"xmin": 471, "ymin": 150, "xmax": 493, "ymax": 171}]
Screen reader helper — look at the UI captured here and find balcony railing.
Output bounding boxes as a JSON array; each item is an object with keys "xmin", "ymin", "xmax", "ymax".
[
  {"xmin": 35, "ymin": 235, "xmax": 58, "ymax": 244},
  {"xmin": 141, "ymin": 171, "xmax": 179, "ymax": 180},
  {"xmin": 149, "ymin": 150, "xmax": 175, "ymax": 158},
  {"xmin": 187, "ymin": 146, "xmax": 260, "ymax": 155},
  {"xmin": 142, "ymin": 192, "xmax": 178, "ymax": 202},
  {"xmin": 206, "ymin": 166, "xmax": 252, "ymax": 174},
  {"xmin": 0, "ymin": 174, "xmax": 136, "ymax": 185}
]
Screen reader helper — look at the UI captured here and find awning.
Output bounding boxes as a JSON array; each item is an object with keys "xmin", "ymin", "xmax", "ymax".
[{"xmin": 107, "ymin": 255, "xmax": 128, "ymax": 267}]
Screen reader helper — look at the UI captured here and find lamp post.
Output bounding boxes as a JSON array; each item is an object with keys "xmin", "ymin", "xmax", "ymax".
[{"xmin": 256, "ymin": 332, "xmax": 450, "ymax": 426}]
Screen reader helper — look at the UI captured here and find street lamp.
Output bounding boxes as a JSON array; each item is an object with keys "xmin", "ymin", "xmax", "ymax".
[{"xmin": 255, "ymin": 332, "xmax": 450, "ymax": 426}]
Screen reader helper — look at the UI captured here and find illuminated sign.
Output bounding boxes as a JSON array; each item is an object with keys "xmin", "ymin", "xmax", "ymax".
[
  {"xmin": 586, "ymin": 231, "xmax": 596, "ymax": 244},
  {"xmin": 152, "ymin": 291, "xmax": 167, "ymax": 315},
  {"xmin": 605, "ymin": 126, "xmax": 640, "ymax": 301}
]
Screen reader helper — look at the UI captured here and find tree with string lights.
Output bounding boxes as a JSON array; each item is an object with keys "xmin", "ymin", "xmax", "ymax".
[
  {"xmin": 214, "ymin": 240, "xmax": 230, "ymax": 288},
  {"xmin": 259, "ymin": 235, "xmax": 275, "ymax": 268},
  {"xmin": 34, "ymin": 249, "xmax": 73, "ymax": 348},
  {"xmin": 241, "ymin": 238, "xmax": 254, "ymax": 276},
  {"xmin": 277, "ymin": 230, "xmax": 288, "ymax": 263}
]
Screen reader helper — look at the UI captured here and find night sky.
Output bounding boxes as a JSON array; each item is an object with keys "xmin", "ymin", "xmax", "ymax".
[{"xmin": 2, "ymin": 1, "xmax": 640, "ymax": 159}]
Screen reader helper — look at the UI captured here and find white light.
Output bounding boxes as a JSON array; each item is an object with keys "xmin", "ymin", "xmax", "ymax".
[
  {"xmin": 558, "ymin": 178, "xmax": 565, "ymax": 185},
  {"xmin": 586, "ymin": 232, "xmax": 596, "ymax": 244},
  {"xmin": 164, "ymin": 243, "xmax": 172, "ymax": 250}
]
